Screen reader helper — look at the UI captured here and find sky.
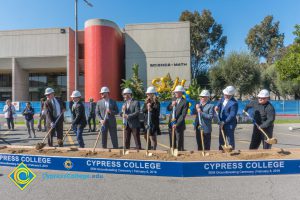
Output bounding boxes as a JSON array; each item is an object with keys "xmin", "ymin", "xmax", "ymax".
[{"xmin": 0, "ymin": 0, "xmax": 299, "ymax": 54}]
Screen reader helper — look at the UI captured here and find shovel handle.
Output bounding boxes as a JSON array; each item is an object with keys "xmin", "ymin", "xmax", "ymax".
[
  {"xmin": 93, "ymin": 130, "xmax": 101, "ymax": 152},
  {"xmin": 244, "ymin": 111, "xmax": 271, "ymax": 140},
  {"xmin": 200, "ymin": 129, "xmax": 205, "ymax": 155},
  {"xmin": 63, "ymin": 126, "xmax": 73, "ymax": 142}
]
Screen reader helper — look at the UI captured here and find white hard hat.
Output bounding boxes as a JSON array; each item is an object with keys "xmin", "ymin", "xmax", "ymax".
[
  {"xmin": 257, "ymin": 89, "xmax": 270, "ymax": 98},
  {"xmin": 174, "ymin": 85, "xmax": 185, "ymax": 93},
  {"xmin": 100, "ymin": 86, "xmax": 110, "ymax": 93},
  {"xmin": 70, "ymin": 90, "xmax": 81, "ymax": 98},
  {"xmin": 44, "ymin": 87, "xmax": 55, "ymax": 95},
  {"xmin": 122, "ymin": 88, "xmax": 132, "ymax": 94},
  {"xmin": 146, "ymin": 86, "xmax": 157, "ymax": 94},
  {"xmin": 199, "ymin": 90, "xmax": 210, "ymax": 97},
  {"xmin": 223, "ymin": 86, "xmax": 236, "ymax": 96}
]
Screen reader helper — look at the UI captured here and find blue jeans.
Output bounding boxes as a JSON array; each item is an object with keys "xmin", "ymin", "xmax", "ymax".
[{"xmin": 73, "ymin": 125, "xmax": 85, "ymax": 148}]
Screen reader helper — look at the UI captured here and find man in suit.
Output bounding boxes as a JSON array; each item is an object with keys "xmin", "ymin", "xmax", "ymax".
[
  {"xmin": 193, "ymin": 90, "xmax": 214, "ymax": 151},
  {"xmin": 87, "ymin": 98, "xmax": 96, "ymax": 132},
  {"xmin": 215, "ymin": 86, "xmax": 238, "ymax": 150},
  {"xmin": 96, "ymin": 86, "xmax": 119, "ymax": 149},
  {"xmin": 167, "ymin": 85, "xmax": 189, "ymax": 151},
  {"xmin": 44, "ymin": 88, "xmax": 66, "ymax": 147},
  {"xmin": 121, "ymin": 88, "xmax": 141, "ymax": 150},
  {"xmin": 70, "ymin": 90, "xmax": 87, "ymax": 148}
]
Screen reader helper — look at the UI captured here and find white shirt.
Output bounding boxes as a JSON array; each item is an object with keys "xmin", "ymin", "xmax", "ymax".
[
  {"xmin": 221, "ymin": 99, "xmax": 229, "ymax": 116},
  {"xmin": 104, "ymin": 100, "xmax": 109, "ymax": 109},
  {"xmin": 126, "ymin": 99, "xmax": 132, "ymax": 109}
]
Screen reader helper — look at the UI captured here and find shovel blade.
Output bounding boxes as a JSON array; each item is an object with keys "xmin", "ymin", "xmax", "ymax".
[
  {"xmin": 266, "ymin": 138, "xmax": 277, "ymax": 144},
  {"xmin": 35, "ymin": 143, "xmax": 46, "ymax": 150},
  {"xmin": 146, "ymin": 152, "xmax": 153, "ymax": 157},
  {"xmin": 173, "ymin": 149, "xmax": 178, "ymax": 157},
  {"xmin": 222, "ymin": 145, "xmax": 233, "ymax": 153},
  {"xmin": 169, "ymin": 148, "xmax": 178, "ymax": 157}
]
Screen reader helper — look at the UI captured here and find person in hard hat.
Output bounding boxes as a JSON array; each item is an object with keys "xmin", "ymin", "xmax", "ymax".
[
  {"xmin": 96, "ymin": 86, "xmax": 119, "ymax": 149},
  {"xmin": 87, "ymin": 98, "xmax": 96, "ymax": 132},
  {"xmin": 167, "ymin": 85, "xmax": 189, "ymax": 151},
  {"xmin": 22, "ymin": 102, "xmax": 36, "ymax": 138},
  {"xmin": 121, "ymin": 88, "xmax": 142, "ymax": 150},
  {"xmin": 44, "ymin": 87, "xmax": 66, "ymax": 147},
  {"xmin": 70, "ymin": 90, "xmax": 87, "ymax": 148},
  {"xmin": 193, "ymin": 90, "xmax": 214, "ymax": 151},
  {"xmin": 143, "ymin": 86, "xmax": 160, "ymax": 150},
  {"xmin": 37, "ymin": 98, "xmax": 46, "ymax": 132},
  {"xmin": 243, "ymin": 89, "xmax": 275, "ymax": 149},
  {"xmin": 215, "ymin": 86, "xmax": 238, "ymax": 150},
  {"xmin": 3, "ymin": 99, "xmax": 16, "ymax": 131}
]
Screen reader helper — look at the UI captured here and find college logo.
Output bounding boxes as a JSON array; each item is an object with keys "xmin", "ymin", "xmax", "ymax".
[
  {"xmin": 8, "ymin": 162, "xmax": 36, "ymax": 191},
  {"xmin": 64, "ymin": 159, "xmax": 73, "ymax": 170}
]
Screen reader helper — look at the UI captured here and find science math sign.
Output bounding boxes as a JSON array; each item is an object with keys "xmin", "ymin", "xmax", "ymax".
[{"xmin": 0, "ymin": 153, "xmax": 300, "ymax": 177}]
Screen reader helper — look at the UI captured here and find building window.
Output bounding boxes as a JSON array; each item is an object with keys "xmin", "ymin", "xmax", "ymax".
[
  {"xmin": 29, "ymin": 72, "xmax": 67, "ymax": 101},
  {"xmin": 78, "ymin": 44, "xmax": 84, "ymax": 59},
  {"xmin": 0, "ymin": 73, "xmax": 12, "ymax": 87}
]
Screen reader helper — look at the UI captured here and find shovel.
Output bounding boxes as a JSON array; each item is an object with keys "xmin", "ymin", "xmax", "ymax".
[
  {"xmin": 36, "ymin": 112, "xmax": 64, "ymax": 150},
  {"xmin": 145, "ymin": 110, "xmax": 153, "ymax": 157},
  {"xmin": 215, "ymin": 110, "xmax": 233, "ymax": 152},
  {"xmin": 169, "ymin": 125, "xmax": 178, "ymax": 157},
  {"xmin": 62, "ymin": 126, "xmax": 73, "ymax": 142},
  {"xmin": 122, "ymin": 113, "xmax": 129, "ymax": 155},
  {"xmin": 243, "ymin": 111, "xmax": 277, "ymax": 144},
  {"xmin": 92, "ymin": 113, "xmax": 107, "ymax": 153},
  {"xmin": 198, "ymin": 112, "xmax": 209, "ymax": 156},
  {"xmin": 169, "ymin": 106, "xmax": 178, "ymax": 157}
]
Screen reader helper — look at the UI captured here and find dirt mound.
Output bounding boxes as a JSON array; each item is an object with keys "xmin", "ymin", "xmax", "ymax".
[{"xmin": 1, "ymin": 146, "xmax": 300, "ymax": 161}]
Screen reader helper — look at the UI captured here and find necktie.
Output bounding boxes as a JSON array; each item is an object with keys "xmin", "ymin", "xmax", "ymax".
[{"xmin": 52, "ymin": 99, "xmax": 57, "ymax": 117}]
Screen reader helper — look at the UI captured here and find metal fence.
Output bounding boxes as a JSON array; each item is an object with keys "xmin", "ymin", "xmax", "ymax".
[{"xmin": 0, "ymin": 100, "xmax": 299, "ymax": 116}]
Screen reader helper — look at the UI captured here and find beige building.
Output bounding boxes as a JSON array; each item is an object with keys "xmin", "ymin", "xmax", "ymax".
[{"xmin": 125, "ymin": 21, "xmax": 191, "ymax": 88}]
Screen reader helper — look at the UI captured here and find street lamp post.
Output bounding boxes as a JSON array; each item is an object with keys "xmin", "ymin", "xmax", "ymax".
[{"xmin": 74, "ymin": 0, "xmax": 93, "ymax": 90}]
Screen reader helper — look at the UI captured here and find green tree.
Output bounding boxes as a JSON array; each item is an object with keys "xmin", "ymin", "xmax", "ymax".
[
  {"xmin": 120, "ymin": 64, "xmax": 145, "ymax": 100},
  {"xmin": 275, "ymin": 25, "xmax": 300, "ymax": 99},
  {"xmin": 187, "ymin": 78, "xmax": 202, "ymax": 100},
  {"xmin": 180, "ymin": 9, "xmax": 227, "ymax": 79},
  {"xmin": 209, "ymin": 66, "xmax": 226, "ymax": 99},
  {"xmin": 261, "ymin": 64, "xmax": 281, "ymax": 100},
  {"xmin": 209, "ymin": 52, "xmax": 261, "ymax": 99},
  {"xmin": 246, "ymin": 15, "xmax": 284, "ymax": 64}
]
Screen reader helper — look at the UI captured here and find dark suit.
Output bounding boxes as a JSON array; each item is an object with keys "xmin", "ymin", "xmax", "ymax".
[
  {"xmin": 216, "ymin": 97, "xmax": 238, "ymax": 150},
  {"xmin": 121, "ymin": 99, "xmax": 141, "ymax": 149},
  {"xmin": 96, "ymin": 98, "xmax": 119, "ymax": 148},
  {"xmin": 143, "ymin": 100, "xmax": 160, "ymax": 150},
  {"xmin": 44, "ymin": 97, "xmax": 65, "ymax": 147},
  {"xmin": 87, "ymin": 102, "xmax": 96, "ymax": 131},
  {"xmin": 167, "ymin": 98, "xmax": 189, "ymax": 151},
  {"xmin": 71, "ymin": 100, "xmax": 87, "ymax": 148}
]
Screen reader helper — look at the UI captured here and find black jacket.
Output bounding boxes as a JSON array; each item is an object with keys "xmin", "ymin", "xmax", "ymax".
[
  {"xmin": 244, "ymin": 100, "xmax": 275, "ymax": 128},
  {"xmin": 71, "ymin": 100, "xmax": 87, "ymax": 128},
  {"xmin": 143, "ymin": 100, "xmax": 160, "ymax": 128},
  {"xmin": 22, "ymin": 107, "xmax": 34, "ymax": 121},
  {"xmin": 167, "ymin": 98, "xmax": 189, "ymax": 130}
]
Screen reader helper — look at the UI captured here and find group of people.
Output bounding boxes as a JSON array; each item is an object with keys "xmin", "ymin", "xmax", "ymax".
[{"xmin": 2, "ymin": 84, "xmax": 276, "ymax": 151}]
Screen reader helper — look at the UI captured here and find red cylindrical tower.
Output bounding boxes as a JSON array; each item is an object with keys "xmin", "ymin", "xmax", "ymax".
[{"xmin": 84, "ymin": 19, "xmax": 123, "ymax": 101}]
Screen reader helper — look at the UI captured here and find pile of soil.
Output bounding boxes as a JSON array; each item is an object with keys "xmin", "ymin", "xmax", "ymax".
[{"xmin": 0, "ymin": 146, "xmax": 299, "ymax": 161}]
